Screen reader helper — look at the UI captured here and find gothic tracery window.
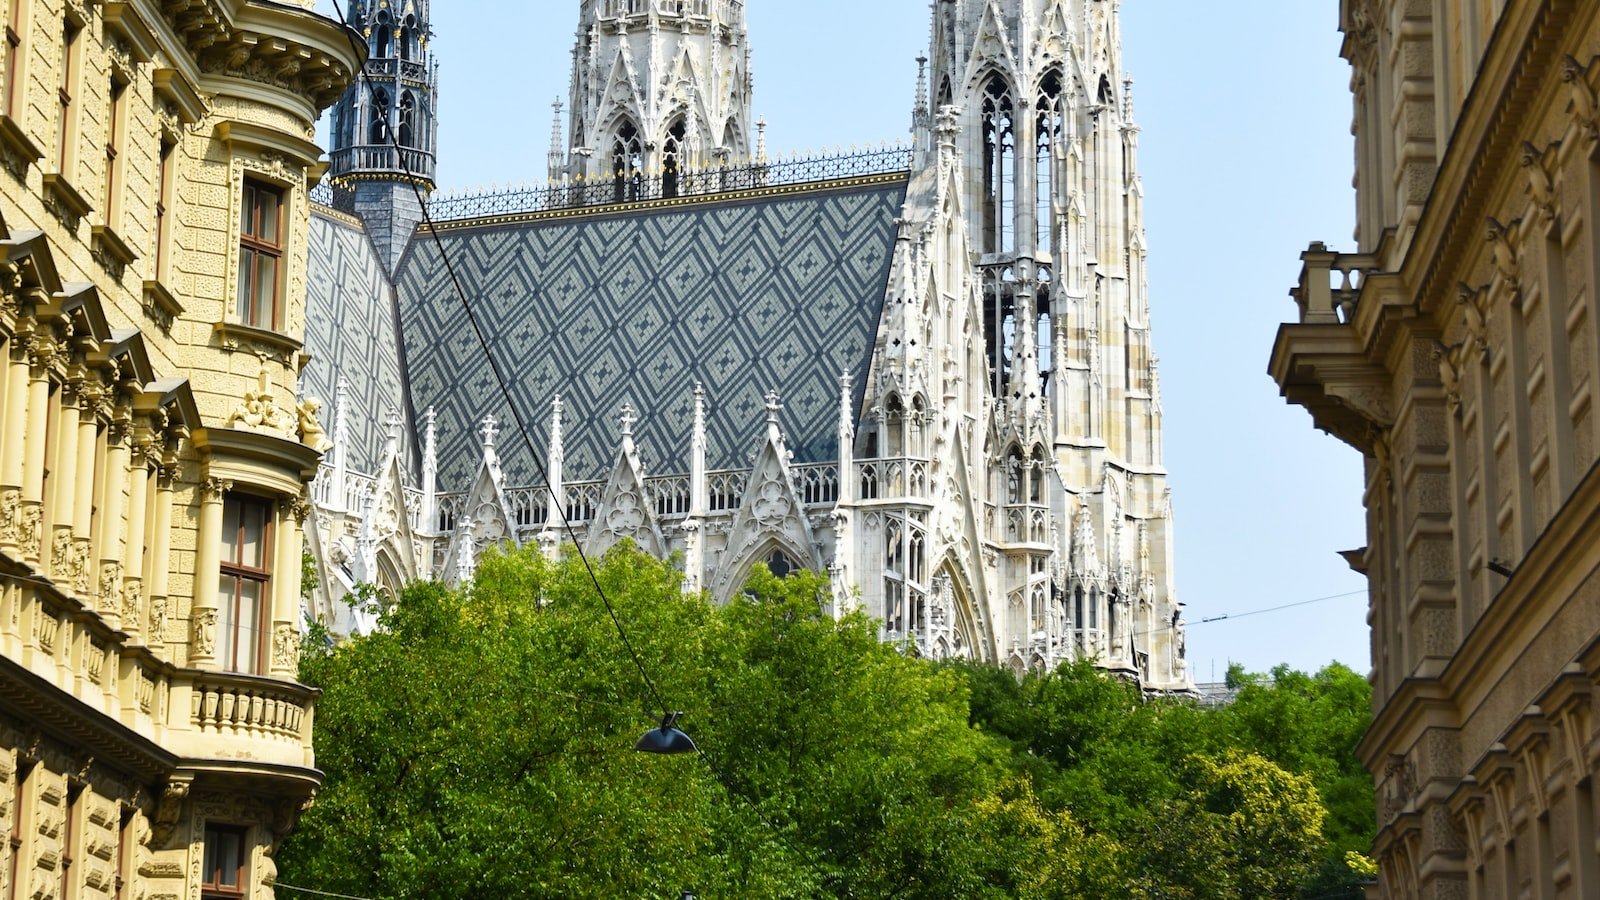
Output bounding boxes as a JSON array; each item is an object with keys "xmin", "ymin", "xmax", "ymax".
[
  {"xmin": 398, "ymin": 91, "xmax": 415, "ymax": 147},
  {"xmin": 1035, "ymin": 70, "xmax": 1064, "ymax": 259},
  {"xmin": 400, "ymin": 14, "xmax": 416, "ymax": 62},
  {"xmin": 980, "ymin": 74, "xmax": 1016, "ymax": 255},
  {"xmin": 612, "ymin": 120, "xmax": 643, "ymax": 202},
  {"xmin": 662, "ymin": 117, "xmax": 686, "ymax": 198},
  {"xmin": 766, "ymin": 547, "xmax": 797, "ymax": 578},
  {"xmin": 373, "ymin": 10, "xmax": 391, "ymax": 58},
  {"xmin": 368, "ymin": 88, "xmax": 389, "ymax": 144}
]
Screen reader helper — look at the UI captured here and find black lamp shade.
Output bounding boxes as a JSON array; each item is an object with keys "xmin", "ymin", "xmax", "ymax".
[{"xmin": 635, "ymin": 724, "xmax": 698, "ymax": 755}]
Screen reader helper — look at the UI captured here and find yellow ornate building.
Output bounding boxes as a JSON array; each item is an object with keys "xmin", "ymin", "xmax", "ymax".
[
  {"xmin": 0, "ymin": 1, "xmax": 355, "ymax": 898},
  {"xmin": 1273, "ymin": 1, "xmax": 1600, "ymax": 896}
]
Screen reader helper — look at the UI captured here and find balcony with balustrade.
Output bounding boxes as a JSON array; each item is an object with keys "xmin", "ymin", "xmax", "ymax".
[
  {"xmin": 429, "ymin": 462, "xmax": 841, "ymax": 542},
  {"xmin": 0, "ymin": 568, "xmax": 317, "ymax": 782},
  {"xmin": 1269, "ymin": 240, "xmax": 1391, "ymax": 451},
  {"xmin": 597, "ymin": 0, "xmax": 742, "ymax": 21},
  {"xmin": 328, "ymin": 144, "xmax": 437, "ymax": 184}
]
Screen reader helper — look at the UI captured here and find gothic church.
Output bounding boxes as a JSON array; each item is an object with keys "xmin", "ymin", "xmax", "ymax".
[{"xmin": 298, "ymin": 0, "xmax": 1192, "ymax": 691}]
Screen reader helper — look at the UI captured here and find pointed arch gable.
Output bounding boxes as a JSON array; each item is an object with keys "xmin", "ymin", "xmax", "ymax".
[
  {"xmin": 962, "ymin": 1, "xmax": 1022, "ymax": 98},
  {"xmin": 929, "ymin": 437, "xmax": 997, "ymax": 661},
  {"xmin": 714, "ymin": 433, "xmax": 819, "ymax": 603},
  {"xmin": 586, "ymin": 436, "xmax": 666, "ymax": 558},
  {"xmin": 932, "ymin": 555, "xmax": 992, "ymax": 663},
  {"xmin": 719, "ymin": 534, "xmax": 815, "ymax": 603},
  {"xmin": 441, "ymin": 455, "xmax": 517, "ymax": 584}
]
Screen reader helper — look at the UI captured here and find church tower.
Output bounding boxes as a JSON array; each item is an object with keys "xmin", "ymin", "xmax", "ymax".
[
  {"xmin": 916, "ymin": 0, "xmax": 1184, "ymax": 685},
  {"xmin": 327, "ymin": 0, "xmax": 440, "ymax": 273},
  {"xmin": 556, "ymin": 0, "xmax": 754, "ymax": 188}
]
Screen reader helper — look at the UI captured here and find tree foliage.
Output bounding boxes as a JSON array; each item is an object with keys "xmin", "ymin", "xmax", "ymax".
[{"xmin": 279, "ymin": 545, "xmax": 1373, "ymax": 898}]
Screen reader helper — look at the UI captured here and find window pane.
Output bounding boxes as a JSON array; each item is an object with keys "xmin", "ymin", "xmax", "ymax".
[
  {"xmin": 257, "ymin": 189, "xmax": 279, "ymax": 244},
  {"xmin": 236, "ymin": 579, "xmax": 261, "ymax": 673},
  {"xmin": 221, "ymin": 500, "xmax": 240, "ymax": 563},
  {"xmin": 240, "ymin": 184, "xmax": 254, "ymax": 235},
  {"xmin": 216, "ymin": 577, "xmax": 237, "ymax": 669},
  {"xmin": 219, "ymin": 829, "xmax": 241, "ymax": 886},
  {"xmin": 240, "ymin": 503, "xmax": 266, "ymax": 568},
  {"xmin": 235, "ymin": 249, "xmax": 255, "ymax": 326},
  {"xmin": 253, "ymin": 258, "xmax": 276, "ymax": 330}
]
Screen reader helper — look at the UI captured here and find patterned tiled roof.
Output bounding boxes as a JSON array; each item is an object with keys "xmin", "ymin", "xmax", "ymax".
[
  {"xmin": 395, "ymin": 179, "xmax": 907, "ymax": 489},
  {"xmin": 301, "ymin": 210, "xmax": 413, "ymax": 476}
]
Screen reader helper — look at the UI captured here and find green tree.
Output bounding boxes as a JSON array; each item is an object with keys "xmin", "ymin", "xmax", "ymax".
[
  {"xmin": 282, "ymin": 545, "xmax": 1370, "ymax": 898},
  {"xmin": 282, "ymin": 546, "xmax": 1071, "ymax": 898},
  {"xmin": 955, "ymin": 658, "xmax": 1370, "ymax": 899}
]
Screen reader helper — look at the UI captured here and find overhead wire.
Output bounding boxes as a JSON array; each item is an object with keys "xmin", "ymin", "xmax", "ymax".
[
  {"xmin": 323, "ymin": 0, "xmax": 672, "ymax": 723},
  {"xmin": 1126, "ymin": 588, "xmax": 1366, "ymax": 642},
  {"xmin": 275, "ymin": 884, "xmax": 384, "ymax": 900}
]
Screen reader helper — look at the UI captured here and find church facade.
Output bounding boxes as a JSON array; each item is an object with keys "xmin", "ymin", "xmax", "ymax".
[{"xmin": 304, "ymin": 0, "xmax": 1192, "ymax": 691}]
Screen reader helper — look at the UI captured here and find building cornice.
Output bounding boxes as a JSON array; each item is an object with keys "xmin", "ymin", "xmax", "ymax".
[{"xmin": 0, "ymin": 652, "xmax": 179, "ymax": 783}]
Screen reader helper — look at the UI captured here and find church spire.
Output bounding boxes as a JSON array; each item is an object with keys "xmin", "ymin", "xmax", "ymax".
[
  {"xmin": 561, "ymin": 0, "xmax": 753, "ymax": 185},
  {"xmin": 327, "ymin": 0, "xmax": 440, "ymax": 273}
]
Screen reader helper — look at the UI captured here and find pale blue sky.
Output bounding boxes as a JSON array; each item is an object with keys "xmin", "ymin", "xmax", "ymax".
[{"xmin": 316, "ymin": 1, "xmax": 1369, "ymax": 679}]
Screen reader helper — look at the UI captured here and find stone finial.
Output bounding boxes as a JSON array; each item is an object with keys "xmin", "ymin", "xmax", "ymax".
[
  {"xmin": 837, "ymin": 373, "xmax": 853, "ymax": 439},
  {"xmin": 619, "ymin": 403, "xmax": 637, "ymax": 437},
  {"xmin": 479, "ymin": 414, "xmax": 499, "ymax": 449},
  {"xmin": 422, "ymin": 406, "xmax": 437, "ymax": 467},
  {"xmin": 765, "ymin": 389, "xmax": 782, "ymax": 424},
  {"xmin": 691, "ymin": 384, "xmax": 706, "ymax": 447},
  {"xmin": 913, "ymin": 55, "xmax": 929, "ymax": 119}
]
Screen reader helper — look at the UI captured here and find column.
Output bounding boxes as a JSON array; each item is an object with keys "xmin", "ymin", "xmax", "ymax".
[
  {"xmin": 71, "ymin": 400, "xmax": 99, "ymax": 595},
  {"xmin": 268, "ymin": 496, "xmax": 306, "ymax": 679},
  {"xmin": 47, "ymin": 385, "xmax": 79, "ymax": 585},
  {"xmin": 19, "ymin": 337, "xmax": 53, "ymax": 563},
  {"xmin": 0, "ymin": 338, "xmax": 27, "ymax": 553},
  {"xmin": 189, "ymin": 478, "xmax": 228, "ymax": 667},
  {"xmin": 119, "ymin": 446, "xmax": 150, "ymax": 643},
  {"xmin": 146, "ymin": 463, "xmax": 174, "ymax": 650},
  {"xmin": 95, "ymin": 422, "xmax": 129, "ymax": 624}
]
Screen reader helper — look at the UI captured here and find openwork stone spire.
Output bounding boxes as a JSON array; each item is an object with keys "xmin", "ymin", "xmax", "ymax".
[{"xmin": 560, "ymin": 0, "xmax": 753, "ymax": 185}]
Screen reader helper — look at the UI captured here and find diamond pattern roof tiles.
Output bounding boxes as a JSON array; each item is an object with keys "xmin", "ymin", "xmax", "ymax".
[{"xmin": 395, "ymin": 181, "xmax": 907, "ymax": 489}]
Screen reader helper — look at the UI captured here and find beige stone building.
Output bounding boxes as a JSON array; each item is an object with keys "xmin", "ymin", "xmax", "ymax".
[
  {"xmin": 0, "ymin": 1, "xmax": 355, "ymax": 898},
  {"xmin": 1272, "ymin": 1, "xmax": 1600, "ymax": 896}
]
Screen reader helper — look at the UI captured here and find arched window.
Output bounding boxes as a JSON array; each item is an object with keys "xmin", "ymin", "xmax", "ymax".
[
  {"xmin": 397, "ymin": 92, "xmax": 415, "ymax": 147},
  {"xmin": 368, "ymin": 88, "xmax": 389, "ymax": 144},
  {"xmin": 612, "ymin": 121, "xmax": 643, "ymax": 202},
  {"xmin": 1035, "ymin": 70, "xmax": 1064, "ymax": 258},
  {"xmin": 884, "ymin": 393, "xmax": 905, "ymax": 457},
  {"xmin": 980, "ymin": 74, "xmax": 1015, "ymax": 255},
  {"xmin": 766, "ymin": 547, "xmax": 796, "ymax": 578},
  {"xmin": 1005, "ymin": 445, "xmax": 1025, "ymax": 506},
  {"xmin": 373, "ymin": 11, "xmax": 391, "ymax": 58},
  {"xmin": 982, "ymin": 266, "xmax": 1018, "ymax": 397},
  {"xmin": 884, "ymin": 517, "xmax": 906, "ymax": 632},
  {"xmin": 662, "ymin": 117, "xmax": 686, "ymax": 198},
  {"xmin": 400, "ymin": 15, "xmax": 416, "ymax": 62},
  {"xmin": 1029, "ymin": 445, "xmax": 1048, "ymax": 504}
]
